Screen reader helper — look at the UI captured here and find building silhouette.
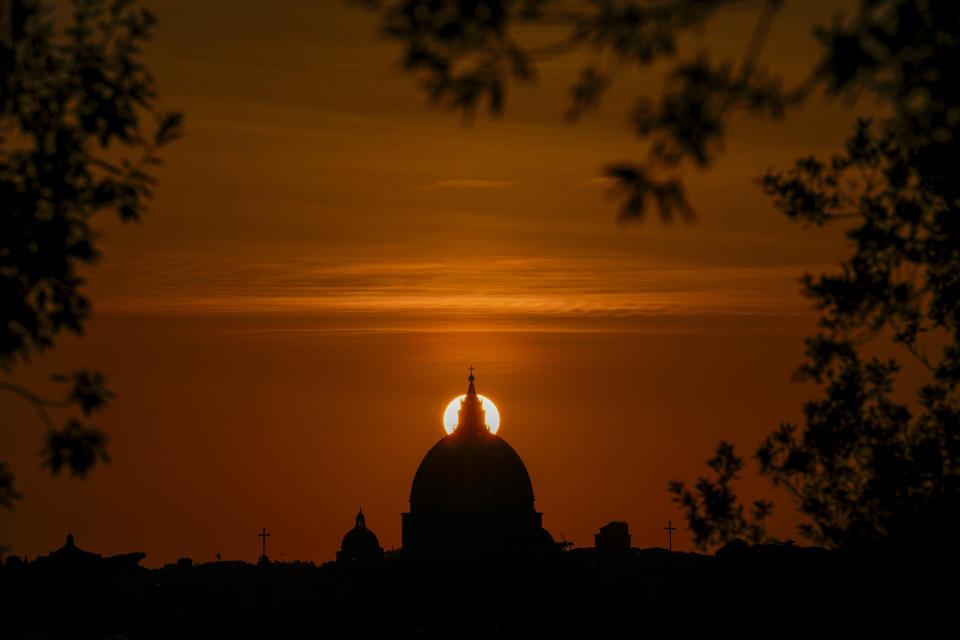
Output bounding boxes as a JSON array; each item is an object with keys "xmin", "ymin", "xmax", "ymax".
[
  {"xmin": 401, "ymin": 372, "xmax": 554, "ymax": 553},
  {"xmin": 595, "ymin": 521, "xmax": 632, "ymax": 550},
  {"xmin": 337, "ymin": 510, "xmax": 383, "ymax": 565},
  {"xmin": 31, "ymin": 532, "xmax": 146, "ymax": 575}
]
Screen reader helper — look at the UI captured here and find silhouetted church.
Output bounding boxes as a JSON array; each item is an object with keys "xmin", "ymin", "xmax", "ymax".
[
  {"xmin": 337, "ymin": 510, "xmax": 383, "ymax": 565},
  {"xmin": 402, "ymin": 373, "xmax": 554, "ymax": 553}
]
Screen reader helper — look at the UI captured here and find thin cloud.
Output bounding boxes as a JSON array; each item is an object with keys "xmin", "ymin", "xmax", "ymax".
[
  {"xmin": 580, "ymin": 176, "xmax": 617, "ymax": 188},
  {"xmin": 89, "ymin": 249, "xmax": 822, "ymax": 332},
  {"xmin": 417, "ymin": 179, "xmax": 513, "ymax": 191}
]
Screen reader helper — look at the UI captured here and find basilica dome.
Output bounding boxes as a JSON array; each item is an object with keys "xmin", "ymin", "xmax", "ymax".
[
  {"xmin": 401, "ymin": 373, "xmax": 553, "ymax": 554},
  {"xmin": 410, "ymin": 425, "xmax": 535, "ymax": 512}
]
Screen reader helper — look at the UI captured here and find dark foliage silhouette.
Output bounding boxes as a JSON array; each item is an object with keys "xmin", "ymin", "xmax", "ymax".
[
  {"xmin": 679, "ymin": 31, "xmax": 960, "ymax": 548},
  {"xmin": 749, "ymin": 114, "xmax": 960, "ymax": 549},
  {"xmin": 359, "ymin": 0, "xmax": 819, "ymax": 220},
  {"xmin": 361, "ymin": 1, "xmax": 960, "ymax": 551},
  {"xmin": 0, "ymin": 0, "xmax": 181, "ymax": 507},
  {"xmin": 668, "ymin": 441, "xmax": 771, "ymax": 549}
]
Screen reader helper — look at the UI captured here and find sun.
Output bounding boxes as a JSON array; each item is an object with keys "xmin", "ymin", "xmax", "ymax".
[{"xmin": 443, "ymin": 395, "xmax": 500, "ymax": 435}]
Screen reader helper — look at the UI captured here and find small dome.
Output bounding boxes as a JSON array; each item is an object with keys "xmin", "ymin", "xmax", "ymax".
[
  {"xmin": 338, "ymin": 510, "xmax": 383, "ymax": 565},
  {"xmin": 341, "ymin": 526, "xmax": 380, "ymax": 553}
]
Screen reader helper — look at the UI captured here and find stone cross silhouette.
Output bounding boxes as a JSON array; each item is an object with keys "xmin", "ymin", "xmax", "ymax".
[
  {"xmin": 665, "ymin": 520, "xmax": 677, "ymax": 552},
  {"xmin": 468, "ymin": 365, "xmax": 475, "ymax": 376},
  {"xmin": 258, "ymin": 527, "xmax": 270, "ymax": 559}
]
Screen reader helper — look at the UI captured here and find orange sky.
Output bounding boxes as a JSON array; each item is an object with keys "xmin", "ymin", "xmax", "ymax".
[{"xmin": 1, "ymin": 0, "xmax": 877, "ymax": 565}]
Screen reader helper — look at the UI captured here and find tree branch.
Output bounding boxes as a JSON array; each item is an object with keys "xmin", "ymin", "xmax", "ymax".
[
  {"xmin": 0, "ymin": 381, "xmax": 71, "ymax": 430},
  {"xmin": 739, "ymin": 0, "xmax": 782, "ymax": 79}
]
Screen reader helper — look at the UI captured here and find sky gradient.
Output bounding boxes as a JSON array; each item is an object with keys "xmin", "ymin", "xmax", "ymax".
[{"xmin": 1, "ymin": 0, "xmax": 877, "ymax": 565}]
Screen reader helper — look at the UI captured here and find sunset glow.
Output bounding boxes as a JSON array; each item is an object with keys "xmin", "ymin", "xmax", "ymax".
[
  {"xmin": 443, "ymin": 395, "xmax": 500, "ymax": 435},
  {"xmin": 1, "ymin": 0, "xmax": 868, "ymax": 567}
]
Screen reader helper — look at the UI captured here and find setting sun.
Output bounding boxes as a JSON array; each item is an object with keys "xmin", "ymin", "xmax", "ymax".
[{"xmin": 443, "ymin": 395, "xmax": 500, "ymax": 434}]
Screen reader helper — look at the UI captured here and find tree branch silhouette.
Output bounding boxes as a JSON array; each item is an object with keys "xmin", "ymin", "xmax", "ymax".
[
  {"xmin": 669, "ymin": 441, "xmax": 772, "ymax": 550},
  {"xmin": 1, "ymin": 0, "xmax": 181, "ymax": 507},
  {"xmin": 359, "ymin": 0, "xmax": 805, "ymax": 220}
]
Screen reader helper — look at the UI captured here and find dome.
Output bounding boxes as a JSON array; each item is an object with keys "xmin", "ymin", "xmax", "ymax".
[
  {"xmin": 410, "ymin": 372, "xmax": 534, "ymax": 513},
  {"xmin": 341, "ymin": 523, "xmax": 380, "ymax": 552},
  {"xmin": 410, "ymin": 432, "xmax": 535, "ymax": 512},
  {"xmin": 401, "ymin": 372, "xmax": 553, "ymax": 554},
  {"xmin": 338, "ymin": 510, "xmax": 383, "ymax": 565}
]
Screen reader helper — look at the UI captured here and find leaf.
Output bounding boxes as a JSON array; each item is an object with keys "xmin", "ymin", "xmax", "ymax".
[
  {"xmin": 154, "ymin": 111, "xmax": 184, "ymax": 146},
  {"xmin": 41, "ymin": 419, "xmax": 111, "ymax": 477}
]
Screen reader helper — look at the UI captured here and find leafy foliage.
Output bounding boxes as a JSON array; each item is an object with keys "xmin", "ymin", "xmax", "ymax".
[
  {"xmin": 0, "ymin": 462, "xmax": 23, "ymax": 508},
  {"xmin": 361, "ymin": 0, "xmax": 795, "ymax": 219},
  {"xmin": 749, "ymin": 116, "xmax": 960, "ymax": 549},
  {"xmin": 679, "ymin": 18, "xmax": 960, "ymax": 548},
  {"xmin": 669, "ymin": 442, "xmax": 771, "ymax": 549},
  {"xmin": 1, "ymin": 0, "xmax": 180, "ymax": 506},
  {"xmin": 41, "ymin": 418, "xmax": 110, "ymax": 477}
]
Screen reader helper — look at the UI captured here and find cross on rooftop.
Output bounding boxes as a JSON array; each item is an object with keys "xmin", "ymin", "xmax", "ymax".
[
  {"xmin": 665, "ymin": 520, "xmax": 677, "ymax": 552},
  {"xmin": 258, "ymin": 527, "xmax": 270, "ymax": 560}
]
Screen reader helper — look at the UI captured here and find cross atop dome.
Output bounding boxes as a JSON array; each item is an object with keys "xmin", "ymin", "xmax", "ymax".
[
  {"xmin": 338, "ymin": 510, "xmax": 383, "ymax": 565},
  {"xmin": 402, "ymin": 370, "xmax": 554, "ymax": 552},
  {"xmin": 457, "ymin": 368, "xmax": 487, "ymax": 436},
  {"xmin": 466, "ymin": 368, "xmax": 478, "ymax": 399},
  {"xmin": 442, "ymin": 371, "xmax": 502, "ymax": 435}
]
